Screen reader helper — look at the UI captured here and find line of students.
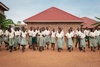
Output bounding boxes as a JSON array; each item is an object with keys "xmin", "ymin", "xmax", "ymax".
[{"xmin": 0, "ymin": 26, "xmax": 100, "ymax": 52}]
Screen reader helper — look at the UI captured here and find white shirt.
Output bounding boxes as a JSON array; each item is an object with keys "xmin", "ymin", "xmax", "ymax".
[
  {"xmin": 21, "ymin": 31, "xmax": 27, "ymax": 38},
  {"xmin": 4, "ymin": 30, "xmax": 9, "ymax": 36},
  {"xmin": 89, "ymin": 32, "xmax": 95, "ymax": 38},
  {"xmin": 79, "ymin": 32, "xmax": 86, "ymax": 39},
  {"xmin": 66, "ymin": 32, "xmax": 73, "ymax": 38},
  {"xmin": 45, "ymin": 30, "xmax": 50, "ymax": 36},
  {"xmin": 28, "ymin": 30, "xmax": 33, "ymax": 36},
  {"xmin": 11, "ymin": 28, "xmax": 15, "ymax": 33},
  {"xmin": 32, "ymin": 31, "xmax": 37, "ymax": 37},
  {"xmin": 0, "ymin": 29, "xmax": 3, "ymax": 35},
  {"xmin": 14, "ymin": 31, "xmax": 19, "ymax": 36},
  {"xmin": 51, "ymin": 31, "xmax": 56, "ymax": 37},
  {"xmin": 56, "ymin": 32, "xmax": 63, "ymax": 38},
  {"xmin": 94, "ymin": 30, "xmax": 99, "ymax": 36},
  {"xmin": 9, "ymin": 32, "xmax": 14, "ymax": 38},
  {"xmin": 70, "ymin": 31, "xmax": 75, "ymax": 37},
  {"xmin": 36, "ymin": 30, "xmax": 40, "ymax": 34},
  {"xmin": 75, "ymin": 30, "xmax": 81, "ymax": 36},
  {"xmin": 38, "ymin": 32, "xmax": 44, "ymax": 37},
  {"xmin": 84, "ymin": 30, "xmax": 90, "ymax": 36}
]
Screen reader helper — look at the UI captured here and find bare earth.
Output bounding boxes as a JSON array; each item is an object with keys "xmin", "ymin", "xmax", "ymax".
[{"xmin": 0, "ymin": 43, "xmax": 100, "ymax": 67}]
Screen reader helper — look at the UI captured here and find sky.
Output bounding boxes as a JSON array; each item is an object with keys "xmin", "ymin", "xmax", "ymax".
[{"xmin": 1, "ymin": 0, "xmax": 100, "ymax": 24}]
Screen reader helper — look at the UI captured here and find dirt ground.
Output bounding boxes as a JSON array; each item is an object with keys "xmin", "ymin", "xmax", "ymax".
[{"xmin": 0, "ymin": 43, "xmax": 100, "ymax": 67}]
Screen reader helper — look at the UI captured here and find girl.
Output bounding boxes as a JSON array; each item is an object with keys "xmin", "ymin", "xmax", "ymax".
[
  {"xmin": 51, "ymin": 29, "xmax": 56, "ymax": 50},
  {"xmin": 4, "ymin": 28, "xmax": 9, "ymax": 50},
  {"xmin": 56, "ymin": 28, "xmax": 64, "ymax": 52},
  {"xmin": 89, "ymin": 28, "xmax": 97, "ymax": 52},
  {"xmin": 38, "ymin": 28, "xmax": 44, "ymax": 52},
  {"xmin": 32, "ymin": 28, "xmax": 37, "ymax": 51},
  {"xmin": 75, "ymin": 28, "xmax": 81, "ymax": 50},
  {"xmin": 0, "ymin": 27, "xmax": 3, "ymax": 50},
  {"xmin": 45, "ymin": 27, "xmax": 51, "ymax": 49},
  {"xmin": 79, "ymin": 29, "xmax": 86, "ymax": 52},
  {"xmin": 8, "ymin": 28, "xmax": 14, "ymax": 52},
  {"xmin": 28, "ymin": 27, "xmax": 33, "ymax": 49},
  {"xmin": 13, "ymin": 27, "xmax": 19, "ymax": 51},
  {"xmin": 66, "ymin": 29, "xmax": 73, "ymax": 52},
  {"xmin": 36, "ymin": 27, "xmax": 40, "ymax": 49},
  {"xmin": 20, "ymin": 27, "xmax": 27, "ymax": 52},
  {"xmin": 17, "ymin": 27, "xmax": 21, "ymax": 49}
]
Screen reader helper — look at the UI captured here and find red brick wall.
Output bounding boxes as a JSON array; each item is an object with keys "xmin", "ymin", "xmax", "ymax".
[{"xmin": 26, "ymin": 22, "xmax": 81, "ymax": 33}]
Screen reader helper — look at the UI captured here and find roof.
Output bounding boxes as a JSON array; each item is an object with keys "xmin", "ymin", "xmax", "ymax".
[
  {"xmin": 82, "ymin": 17, "xmax": 98, "ymax": 28},
  {"xmin": 0, "ymin": 2, "xmax": 9, "ymax": 11},
  {"xmin": 24, "ymin": 7, "xmax": 83, "ymax": 23}
]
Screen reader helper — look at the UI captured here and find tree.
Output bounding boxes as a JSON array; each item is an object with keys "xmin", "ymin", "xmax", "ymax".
[
  {"xmin": 92, "ymin": 17, "xmax": 100, "ymax": 28},
  {"xmin": 17, "ymin": 21, "xmax": 21, "ymax": 25},
  {"xmin": 0, "ymin": 15, "xmax": 15, "ymax": 30}
]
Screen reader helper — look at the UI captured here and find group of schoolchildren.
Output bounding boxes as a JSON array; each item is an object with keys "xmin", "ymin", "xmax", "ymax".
[{"xmin": 0, "ymin": 25, "xmax": 100, "ymax": 53}]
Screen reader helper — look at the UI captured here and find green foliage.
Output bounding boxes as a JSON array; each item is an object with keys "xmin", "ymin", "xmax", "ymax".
[{"xmin": 0, "ymin": 15, "xmax": 15, "ymax": 30}]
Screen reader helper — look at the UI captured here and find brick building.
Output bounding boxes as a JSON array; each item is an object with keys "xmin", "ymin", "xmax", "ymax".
[
  {"xmin": 82, "ymin": 17, "xmax": 98, "ymax": 29},
  {"xmin": 24, "ymin": 7, "xmax": 84, "ymax": 32}
]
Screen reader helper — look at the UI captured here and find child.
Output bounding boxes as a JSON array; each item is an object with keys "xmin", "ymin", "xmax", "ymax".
[
  {"xmin": 4, "ymin": 29, "xmax": 9, "ymax": 50},
  {"xmin": 8, "ymin": 28, "xmax": 14, "ymax": 52},
  {"xmin": 36, "ymin": 27, "xmax": 40, "ymax": 49},
  {"xmin": 0, "ymin": 27, "xmax": 3, "ymax": 50},
  {"xmin": 84, "ymin": 27, "xmax": 90, "ymax": 48},
  {"xmin": 20, "ymin": 27, "xmax": 27, "ymax": 52},
  {"xmin": 51, "ymin": 29, "xmax": 56, "ymax": 50},
  {"xmin": 32, "ymin": 28, "xmax": 37, "ymax": 51},
  {"xmin": 38, "ymin": 28, "xmax": 44, "ymax": 52},
  {"xmin": 75, "ymin": 28, "xmax": 81, "ymax": 50},
  {"xmin": 28, "ymin": 27, "xmax": 33, "ymax": 49},
  {"xmin": 56, "ymin": 28, "xmax": 64, "ymax": 52},
  {"xmin": 79, "ymin": 29, "xmax": 86, "ymax": 52},
  {"xmin": 65, "ymin": 29, "xmax": 73, "ymax": 52},
  {"xmin": 45, "ymin": 27, "xmax": 51, "ymax": 49},
  {"xmin": 17, "ymin": 27, "xmax": 21, "ymax": 49},
  {"xmin": 94, "ymin": 28, "xmax": 100, "ymax": 50},
  {"xmin": 89, "ymin": 28, "xmax": 97, "ymax": 52},
  {"xmin": 14, "ymin": 27, "xmax": 19, "ymax": 51}
]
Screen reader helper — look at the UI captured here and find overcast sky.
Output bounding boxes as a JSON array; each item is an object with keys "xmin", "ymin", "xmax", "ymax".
[{"xmin": 1, "ymin": 0, "xmax": 100, "ymax": 24}]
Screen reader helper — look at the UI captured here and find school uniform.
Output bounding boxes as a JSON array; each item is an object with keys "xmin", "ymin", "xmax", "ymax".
[
  {"xmin": 45, "ymin": 30, "xmax": 51, "ymax": 45},
  {"xmin": 20, "ymin": 31, "xmax": 27, "ymax": 45},
  {"xmin": 56, "ymin": 32, "xmax": 64, "ymax": 50},
  {"xmin": 42, "ymin": 31, "xmax": 46, "ymax": 47},
  {"xmin": 51, "ymin": 31, "xmax": 56, "ymax": 44},
  {"xmin": 28, "ymin": 30, "xmax": 33, "ymax": 46},
  {"xmin": 36, "ymin": 30, "xmax": 40, "ymax": 45},
  {"xmin": 32, "ymin": 31, "xmax": 37, "ymax": 44},
  {"xmin": 38, "ymin": 32, "xmax": 44, "ymax": 46},
  {"xmin": 75, "ymin": 30, "xmax": 81, "ymax": 42},
  {"xmin": 38, "ymin": 31, "xmax": 44, "ymax": 52},
  {"xmin": 61, "ymin": 30, "xmax": 64, "ymax": 45},
  {"xmin": 8, "ymin": 31, "xmax": 14, "ymax": 52},
  {"xmin": 94, "ymin": 30, "xmax": 99, "ymax": 45},
  {"xmin": 14, "ymin": 31, "xmax": 19, "ymax": 48},
  {"xmin": 0, "ymin": 29, "xmax": 3, "ymax": 45},
  {"xmin": 17, "ymin": 30, "xmax": 21, "ymax": 44},
  {"xmin": 66, "ymin": 32, "xmax": 73, "ymax": 49},
  {"xmin": 4, "ymin": 30, "xmax": 9, "ymax": 49},
  {"xmin": 84, "ymin": 30, "xmax": 90, "ymax": 40},
  {"xmin": 89, "ymin": 31, "xmax": 97, "ymax": 52},
  {"xmin": 79, "ymin": 32, "xmax": 86, "ymax": 48},
  {"xmin": 8, "ymin": 31, "xmax": 14, "ymax": 47}
]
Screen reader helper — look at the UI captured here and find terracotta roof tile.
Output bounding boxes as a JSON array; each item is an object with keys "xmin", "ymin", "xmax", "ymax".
[
  {"xmin": 24, "ymin": 7, "xmax": 83, "ymax": 23},
  {"xmin": 82, "ymin": 17, "xmax": 97, "ymax": 28}
]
